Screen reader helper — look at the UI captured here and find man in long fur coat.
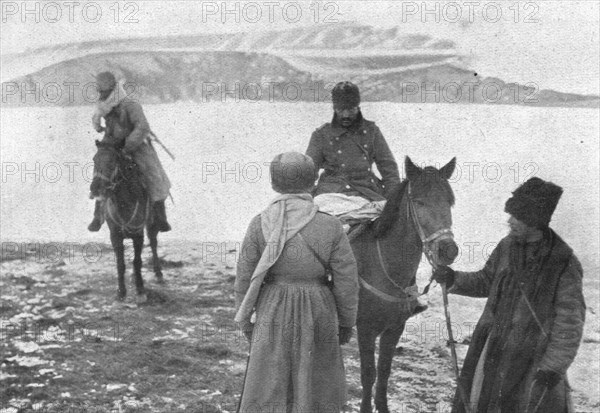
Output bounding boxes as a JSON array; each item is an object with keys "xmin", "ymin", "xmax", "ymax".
[{"xmin": 434, "ymin": 177, "xmax": 585, "ymax": 413}]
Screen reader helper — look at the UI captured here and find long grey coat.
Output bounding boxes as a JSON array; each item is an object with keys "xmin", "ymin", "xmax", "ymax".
[{"xmin": 235, "ymin": 211, "xmax": 359, "ymax": 412}]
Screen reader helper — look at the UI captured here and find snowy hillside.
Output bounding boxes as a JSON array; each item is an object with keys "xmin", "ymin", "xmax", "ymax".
[{"xmin": 2, "ymin": 24, "xmax": 598, "ymax": 107}]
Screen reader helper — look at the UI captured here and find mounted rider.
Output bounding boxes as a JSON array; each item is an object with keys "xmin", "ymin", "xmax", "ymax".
[
  {"xmin": 306, "ymin": 81, "xmax": 401, "ymax": 224},
  {"xmin": 88, "ymin": 71, "xmax": 171, "ymax": 232},
  {"xmin": 306, "ymin": 81, "xmax": 430, "ymax": 315}
]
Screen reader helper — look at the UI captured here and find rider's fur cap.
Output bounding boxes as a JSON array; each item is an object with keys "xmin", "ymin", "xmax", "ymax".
[
  {"xmin": 505, "ymin": 177, "xmax": 563, "ymax": 229},
  {"xmin": 96, "ymin": 72, "xmax": 117, "ymax": 92},
  {"xmin": 332, "ymin": 81, "xmax": 360, "ymax": 109},
  {"xmin": 270, "ymin": 152, "xmax": 317, "ymax": 194}
]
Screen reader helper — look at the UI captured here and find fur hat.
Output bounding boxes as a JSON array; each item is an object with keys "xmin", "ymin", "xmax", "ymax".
[
  {"xmin": 332, "ymin": 81, "xmax": 360, "ymax": 109},
  {"xmin": 504, "ymin": 177, "xmax": 563, "ymax": 229},
  {"xmin": 270, "ymin": 152, "xmax": 317, "ymax": 194},
  {"xmin": 96, "ymin": 71, "xmax": 117, "ymax": 92}
]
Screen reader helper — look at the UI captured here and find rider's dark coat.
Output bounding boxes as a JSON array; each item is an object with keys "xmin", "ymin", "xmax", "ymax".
[
  {"xmin": 306, "ymin": 112, "xmax": 400, "ymax": 201},
  {"xmin": 450, "ymin": 230, "xmax": 585, "ymax": 413},
  {"xmin": 94, "ymin": 98, "xmax": 170, "ymax": 201}
]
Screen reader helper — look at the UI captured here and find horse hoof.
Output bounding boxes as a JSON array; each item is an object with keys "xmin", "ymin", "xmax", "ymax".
[
  {"xmin": 155, "ymin": 274, "xmax": 165, "ymax": 284},
  {"xmin": 116, "ymin": 292, "xmax": 126, "ymax": 301},
  {"xmin": 411, "ymin": 303, "xmax": 428, "ymax": 316},
  {"xmin": 359, "ymin": 401, "xmax": 372, "ymax": 413},
  {"xmin": 135, "ymin": 293, "xmax": 148, "ymax": 305},
  {"xmin": 374, "ymin": 402, "xmax": 389, "ymax": 413}
]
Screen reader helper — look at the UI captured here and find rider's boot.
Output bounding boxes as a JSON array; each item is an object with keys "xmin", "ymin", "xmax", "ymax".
[
  {"xmin": 88, "ymin": 200, "xmax": 105, "ymax": 232},
  {"xmin": 153, "ymin": 200, "xmax": 171, "ymax": 232}
]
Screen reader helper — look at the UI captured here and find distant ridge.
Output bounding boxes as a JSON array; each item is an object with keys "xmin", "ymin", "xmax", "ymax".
[{"xmin": 2, "ymin": 23, "xmax": 598, "ymax": 108}]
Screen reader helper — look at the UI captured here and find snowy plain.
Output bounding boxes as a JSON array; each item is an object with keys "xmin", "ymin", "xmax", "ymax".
[
  {"xmin": 1, "ymin": 101, "xmax": 599, "ymax": 403},
  {"xmin": 1, "ymin": 101, "xmax": 598, "ymax": 261}
]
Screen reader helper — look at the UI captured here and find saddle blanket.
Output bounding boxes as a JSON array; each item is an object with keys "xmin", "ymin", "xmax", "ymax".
[{"xmin": 314, "ymin": 193, "xmax": 386, "ymax": 222}]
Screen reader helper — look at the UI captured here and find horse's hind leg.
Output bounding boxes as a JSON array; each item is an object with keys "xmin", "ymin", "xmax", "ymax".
[
  {"xmin": 375, "ymin": 324, "xmax": 405, "ymax": 413},
  {"xmin": 132, "ymin": 234, "xmax": 145, "ymax": 297},
  {"xmin": 148, "ymin": 227, "xmax": 163, "ymax": 283},
  {"xmin": 110, "ymin": 232, "xmax": 126, "ymax": 300},
  {"xmin": 358, "ymin": 323, "xmax": 378, "ymax": 413}
]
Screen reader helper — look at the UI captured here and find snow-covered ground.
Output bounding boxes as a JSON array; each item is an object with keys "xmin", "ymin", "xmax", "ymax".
[{"xmin": 2, "ymin": 101, "xmax": 599, "ymax": 404}]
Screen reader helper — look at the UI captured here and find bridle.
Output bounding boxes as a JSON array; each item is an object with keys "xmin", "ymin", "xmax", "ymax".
[
  {"xmin": 96, "ymin": 151, "xmax": 149, "ymax": 233},
  {"xmin": 94, "ymin": 165, "xmax": 120, "ymax": 194},
  {"xmin": 406, "ymin": 181, "xmax": 454, "ymax": 272},
  {"xmin": 361, "ymin": 180, "xmax": 454, "ymax": 302}
]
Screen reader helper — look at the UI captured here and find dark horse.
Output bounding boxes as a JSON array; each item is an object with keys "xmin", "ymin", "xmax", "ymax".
[
  {"xmin": 350, "ymin": 156, "xmax": 458, "ymax": 413},
  {"xmin": 91, "ymin": 141, "xmax": 164, "ymax": 302}
]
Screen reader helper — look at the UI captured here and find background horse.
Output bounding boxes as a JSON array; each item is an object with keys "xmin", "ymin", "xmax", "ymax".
[
  {"xmin": 350, "ymin": 156, "xmax": 458, "ymax": 413},
  {"xmin": 92, "ymin": 141, "xmax": 164, "ymax": 302}
]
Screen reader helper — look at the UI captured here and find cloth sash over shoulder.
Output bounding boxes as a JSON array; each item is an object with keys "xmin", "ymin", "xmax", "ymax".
[{"xmin": 234, "ymin": 193, "xmax": 318, "ymax": 324}]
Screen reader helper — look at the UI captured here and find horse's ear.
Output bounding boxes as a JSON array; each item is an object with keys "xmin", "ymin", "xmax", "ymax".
[
  {"xmin": 405, "ymin": 156, "xmax": 421, "ymax": 180},
  {"xmin": 440, "ymin": 157, "xmax": 457, "ymax": 180}
]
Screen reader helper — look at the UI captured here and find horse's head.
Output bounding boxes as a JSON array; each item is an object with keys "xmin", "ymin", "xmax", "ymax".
[
  {"xmin": 376, "ymin": 156, "xmax": 458, "ymax": 267},
  {"xmin": 90, "ymin": 142, "xmax": 144, "ymax": 200},
  {"xmin": 405, "ymin": 156, "xmax": 458, "ymax": 266}
]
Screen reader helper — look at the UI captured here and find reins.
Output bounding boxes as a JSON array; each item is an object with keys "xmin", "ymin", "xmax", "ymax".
[
  {"xmin": 103, "ymin": 155, "xmax": 150, "ymax": 233},
  {"xmin": 365, "ymin": 179, "xmax": 473, "ymax": 413},
  {"xmin": 406, "ymin": 180, "xmax": 472, "ymax": 413},
  {"xmin": 367, "ymin": 181, "xmax": 453, "ymax": 299},
  {"xmin": 106, "ymin": 196, "xmax": 149, "ymax": 233}
]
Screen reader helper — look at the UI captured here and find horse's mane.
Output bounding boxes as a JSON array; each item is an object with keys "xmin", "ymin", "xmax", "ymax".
[
  {"xmin": 374, "ymin": 180, "xmax": 408, "ymax": 238},
  {"xmin": 374, "ymin": 168, "xmax": 455, "ymax": 238}
]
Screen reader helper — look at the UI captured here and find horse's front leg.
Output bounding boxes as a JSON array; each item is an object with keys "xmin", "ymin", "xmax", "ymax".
[
  {"xmin": 375, "ymin": 324, "xmax": 406, "ymax": 413},
  {"xmin": 110, "ymin": 231, "xmax": 126, "ymax": 300},
  {"xmin": 358, "ymin": 321, "xmax": 378, "ymax": 413},
  {"xmin": 132, "ymin": 234, "xmax": 145, "ymax": 299},
  {"xmin": 148, "ymin": 227, "xmax": 163, "ymax": 283}
]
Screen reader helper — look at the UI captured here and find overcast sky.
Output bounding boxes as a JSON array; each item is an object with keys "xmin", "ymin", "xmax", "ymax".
[{"xmin": 1, "ymin": 1, "xmax": 598, "ymax": 95}]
